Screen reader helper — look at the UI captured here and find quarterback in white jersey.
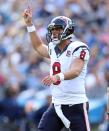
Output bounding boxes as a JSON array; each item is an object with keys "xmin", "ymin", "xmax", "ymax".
[
  {"xmin": 49, "ymin": 40, "xmax": 89, "ymax": 105},
  {"xmin": 23, "ymin": 9, "xmax": 91, "ymax": 131}
]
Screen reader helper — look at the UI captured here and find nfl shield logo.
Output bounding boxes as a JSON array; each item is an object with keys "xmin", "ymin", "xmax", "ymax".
[{"xmin": 66, "ymin": 50, "xmax": 71, "ymax": 57}]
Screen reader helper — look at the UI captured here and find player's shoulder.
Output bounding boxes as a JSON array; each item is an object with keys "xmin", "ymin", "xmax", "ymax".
[
  {"xmin": 70, "ymin": 40, "xmax": 89, "ymax": 49},
  {"xmin": 70, "ymin": 40, "xmax": 90, "ymax": 61}
]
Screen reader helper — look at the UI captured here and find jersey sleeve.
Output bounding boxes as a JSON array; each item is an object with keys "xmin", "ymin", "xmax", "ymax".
[{"xmin": 72, "ymin": 46, "xmax": 90, "ymax": 61}]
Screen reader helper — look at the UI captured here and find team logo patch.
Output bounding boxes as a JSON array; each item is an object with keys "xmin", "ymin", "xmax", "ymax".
[{"xmin": 66, "ymin": 50, "xmax": 71, "ymax": 57}]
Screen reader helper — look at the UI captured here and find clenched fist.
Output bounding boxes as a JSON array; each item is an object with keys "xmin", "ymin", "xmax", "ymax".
[{"xmin": 23, "ymin": 7, "xmax": 33, "ymax": 26}]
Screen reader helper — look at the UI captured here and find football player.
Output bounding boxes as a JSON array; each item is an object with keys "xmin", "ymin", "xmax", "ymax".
[{"xmin": 23, "ymin": 8, "xmax": 91, "ymax": 131}]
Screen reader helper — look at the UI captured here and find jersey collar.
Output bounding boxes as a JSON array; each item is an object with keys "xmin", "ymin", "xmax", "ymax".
[{"xmin": 54, "ymin": 43, "xmax": 70, "ymax": 58}]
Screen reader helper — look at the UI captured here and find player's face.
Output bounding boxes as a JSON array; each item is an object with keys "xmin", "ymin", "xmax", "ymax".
[{"xmin": 51, "ymin": 27, "xmax": 63, "ymax": 40}]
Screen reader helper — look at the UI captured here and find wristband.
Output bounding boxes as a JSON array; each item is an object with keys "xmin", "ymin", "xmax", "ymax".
[
  {"xmin": 27, "ymin": 25, "xmax": 36, "ymax": 32},
  {"xmin": 57, "ymin": 73, "xmax": 64, "ymax": 81}
]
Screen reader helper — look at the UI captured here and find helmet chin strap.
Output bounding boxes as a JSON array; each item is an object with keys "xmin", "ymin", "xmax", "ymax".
[
  {"xmin": 52, "ymin": 40, "xmax": 60, "ymax": 45},
  {"xmin": 52, "ymin": 37, "xmax": 61, "ymax": 45},
  {"xmin": 51, "ymin": 34, "xmax": 74, "ymax": 45}
]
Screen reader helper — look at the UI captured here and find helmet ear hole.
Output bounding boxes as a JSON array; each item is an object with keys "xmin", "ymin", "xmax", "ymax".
[{"xmin": 67, "ymin": 27, "xmax": 75, "ymax": 35}]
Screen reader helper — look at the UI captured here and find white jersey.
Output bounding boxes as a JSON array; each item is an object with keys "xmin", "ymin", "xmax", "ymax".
[{"xmin": 48, "ymin": 40, "xmax": 90, "ymax": 105}]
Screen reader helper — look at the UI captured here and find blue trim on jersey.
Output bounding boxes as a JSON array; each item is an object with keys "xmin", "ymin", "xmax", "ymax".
[{"xmin": 72, "ymin": 45, "xmax": 90, "ymax": 55}]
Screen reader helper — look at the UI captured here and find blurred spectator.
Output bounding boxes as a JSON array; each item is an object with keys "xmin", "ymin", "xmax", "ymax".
[{"xmin": 0, "ymin": 84, "xmax": 25, "ymax": 121}]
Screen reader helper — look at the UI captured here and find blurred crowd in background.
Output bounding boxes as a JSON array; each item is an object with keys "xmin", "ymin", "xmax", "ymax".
[{"xmin": 0, "ymin": 0, "xmax": 109, "ymax": 131}]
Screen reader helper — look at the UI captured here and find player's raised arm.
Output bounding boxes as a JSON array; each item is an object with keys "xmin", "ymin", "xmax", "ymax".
[{"xmin": 23, "ymin": 8, "xmax": 49, "ymax": 58}]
